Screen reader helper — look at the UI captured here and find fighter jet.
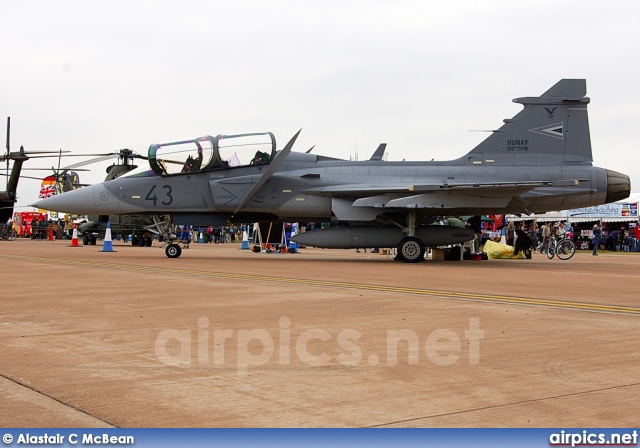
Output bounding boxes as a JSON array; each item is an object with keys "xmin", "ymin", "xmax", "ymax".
[{"xmin": 34, "ymin": 79, "xmax": 631, "ymax": 261}]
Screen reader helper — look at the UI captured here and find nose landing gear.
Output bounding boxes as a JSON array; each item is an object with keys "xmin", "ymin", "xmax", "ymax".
[{"xmin": 165, "ymin": 243, "xmax": 182, "ymax": 258}]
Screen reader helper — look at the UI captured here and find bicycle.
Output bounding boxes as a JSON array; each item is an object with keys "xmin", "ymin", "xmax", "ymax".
[
  {"xmin": 0, "ymin": 226, "xmax": 18, "ymax": 241},
  {"xmin": 546, "ymin": 236, "xmax": 576, "ymax": 260}
]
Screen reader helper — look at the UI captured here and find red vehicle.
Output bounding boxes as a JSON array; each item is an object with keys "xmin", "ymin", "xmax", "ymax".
[{"xmin": 13, "ymin": 211, "xmax": 48, "ymax": 237}]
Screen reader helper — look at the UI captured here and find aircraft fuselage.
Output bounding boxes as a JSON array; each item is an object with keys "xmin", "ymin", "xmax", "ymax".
[{"xmin": 54, "ymin": 154, "xmax": 615, "ymax": 222}]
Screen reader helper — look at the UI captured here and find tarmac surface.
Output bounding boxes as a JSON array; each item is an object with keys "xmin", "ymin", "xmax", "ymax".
[{"xmin": 1, "ymin": 238, "xmax": 639, "ymax": 427}]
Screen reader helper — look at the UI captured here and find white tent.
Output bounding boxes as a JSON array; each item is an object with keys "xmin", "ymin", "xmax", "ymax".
[
  {"xmin": 566, "ymin": 196, "xmax": 638, "ymax": 224},
  {"xmin": 506, "ymin": 193, "xmax": 639, "ymax": 225},
  {"xmin": 506, "ymin": 211, "xmax": 566, "ymax": 222}
]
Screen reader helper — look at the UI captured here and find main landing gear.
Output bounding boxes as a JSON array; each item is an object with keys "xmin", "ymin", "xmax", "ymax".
[
  {"xmin": 393, "ymin": 211, "xmax": 427, "ymax": 263},
  {"xmin": 397, "ymin": 236, "xmax": 426, "ymax": 263}
]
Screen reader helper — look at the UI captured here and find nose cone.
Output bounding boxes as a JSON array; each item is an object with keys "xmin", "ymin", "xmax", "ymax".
[{"xmin": 33, "ymin": 185, "xmax": 99, "ymax": 215}]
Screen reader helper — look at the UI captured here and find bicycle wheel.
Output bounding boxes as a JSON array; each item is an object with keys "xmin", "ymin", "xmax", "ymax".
[
  {"xmin": 546, "ymin": 240, "xmax": 555, "ymax": 259},
  {"xmin": 556, "ymin": 239, "xmax": 576, "ymax": 260},
  {"xmin": 7, "ymin": 230, "xmax": 18, "ymax": 241}
]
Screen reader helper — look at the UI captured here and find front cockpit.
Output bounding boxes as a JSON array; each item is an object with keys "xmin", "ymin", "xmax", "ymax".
[{"xmin": 148, "ymin": 132, "xmax": 276, "ymax": 177}]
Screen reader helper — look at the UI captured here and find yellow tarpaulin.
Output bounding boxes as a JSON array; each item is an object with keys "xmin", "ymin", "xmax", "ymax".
[{"xmin": 484, "ymin": 240, "xmax": 526, "ymax": 259}]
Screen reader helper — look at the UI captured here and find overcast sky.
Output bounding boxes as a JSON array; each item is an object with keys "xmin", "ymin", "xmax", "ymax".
[{"xmin": 2, "ymin": 1, "xmax": 639, "ymax": 210}]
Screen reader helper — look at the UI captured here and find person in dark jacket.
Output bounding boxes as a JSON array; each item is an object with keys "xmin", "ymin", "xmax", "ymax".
[
  {"xmin": 606, "ymin": 230, "xmax": 618, "ymax": 251},
  {"xmin": 592, "ymin": 224, "xmax": 601, "ymax": 256},
  {"xmin": 529, "ymin": 224, "xmax": 539, "ymax": 253},
  {"xmin": 466, "ymin": 215, "xmax": 482, "ymax": 252},
  {"xmin": 513, "ymin": 224, "xmax": 532, "ymax": 256}
]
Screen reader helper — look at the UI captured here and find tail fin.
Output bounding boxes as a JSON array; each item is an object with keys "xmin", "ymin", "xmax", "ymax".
[
  {"xmin": 464, "ymin": 79, "xmax": 592, "ymax": 165},
  {"xmin": 369, "ymin": 143, "xmax": 387, "ymax": 161}
]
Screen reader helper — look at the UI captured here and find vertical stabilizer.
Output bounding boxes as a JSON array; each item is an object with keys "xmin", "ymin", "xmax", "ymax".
[
  {"xmin": 369, "ymin": 143, "xmax": 387, "ymax": 161},
  {"xmin": 464, "ymin": 79, "xmax": 592, "ymax": 165}
]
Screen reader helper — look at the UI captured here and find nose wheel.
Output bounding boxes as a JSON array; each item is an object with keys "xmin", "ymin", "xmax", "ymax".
[{"xmin": 165, "ymin": 243, "xmax": 182, "ymax": 258}]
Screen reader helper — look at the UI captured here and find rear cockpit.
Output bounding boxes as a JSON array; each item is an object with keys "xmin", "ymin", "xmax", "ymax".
[{"xmin": 148, "ymin": 132, "xmax": 276, "ymax": 177}]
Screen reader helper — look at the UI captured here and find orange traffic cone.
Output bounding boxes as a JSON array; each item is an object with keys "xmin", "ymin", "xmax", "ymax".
[
  {"xmin": 48, "ymin": 226, "xmax": 54, "ymax": 241},
  {"xmin": 70, "ymin": 224, "xmax": 80, "ymax": 247}
]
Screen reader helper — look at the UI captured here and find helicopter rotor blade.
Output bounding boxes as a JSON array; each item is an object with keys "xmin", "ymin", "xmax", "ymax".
[
  {"xmin": 16, "ymin": 150, "xmax": 72, "ymax": 155},
  {"xmin": 61, "ymin": 155, "xmax": 119, "ymax": 170},
  {"xmin": 19, "ymin": 168, "xmax": 91, "ymax": 171},
  {"xmin": 0, "ymin": 172, "xmax": 50, "ymax": 181},
  {"xmin": 42, "ymin": 152, "xmax": 113, "ymax": 157}
]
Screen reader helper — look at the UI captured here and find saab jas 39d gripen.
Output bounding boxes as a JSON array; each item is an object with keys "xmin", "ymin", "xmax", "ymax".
[{"xmin": 35, "ymin": 79, "xmax": 630, "ymax": 262}]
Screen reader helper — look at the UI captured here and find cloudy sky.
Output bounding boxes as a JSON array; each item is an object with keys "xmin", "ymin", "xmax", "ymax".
[{"xmin": 2, "ymin": 1, "xmax": 639, "ymax": 210}]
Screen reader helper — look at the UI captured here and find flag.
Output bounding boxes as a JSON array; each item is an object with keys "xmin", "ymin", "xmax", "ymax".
[{"xmin": 39, "ymin": 176, "xmax": 56, "ymax": 199}]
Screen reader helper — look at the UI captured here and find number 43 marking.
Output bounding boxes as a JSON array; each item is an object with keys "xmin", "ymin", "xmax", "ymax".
[{"xmin": 145, "ymin": 185, "xmax": 173, "ymax": 206}]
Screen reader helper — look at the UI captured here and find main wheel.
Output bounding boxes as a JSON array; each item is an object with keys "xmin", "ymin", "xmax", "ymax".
[
  {"xmin": 556, "ymin": 239, "xmax": 576, "ymax": 260},
  {"xmin": 397, "ymin": 237, "xmax": 425, "ymax": 263},
  {"xmin": 165, "ymin": 243, "xmax": 182, "ymax": 258}
]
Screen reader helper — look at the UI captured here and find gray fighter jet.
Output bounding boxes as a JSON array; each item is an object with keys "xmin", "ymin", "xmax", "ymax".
[{"xmin": 34, "ymin": 79, "xmax": 631, "ymax": 261}]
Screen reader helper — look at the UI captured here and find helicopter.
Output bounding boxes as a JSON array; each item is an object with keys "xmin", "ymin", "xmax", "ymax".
[
  {"xmin": 1, "ymin": 117, "xmax": 72, "ymax": 223},
  {"xmin": 50, "ymin": 148, "xmax": 160, "ymax": 245}
]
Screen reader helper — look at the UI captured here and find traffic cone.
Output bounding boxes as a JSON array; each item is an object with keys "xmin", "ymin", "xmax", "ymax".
[
  {"xmin": 48, "ymin": 226, "xmax": 54, "ymax": 241},
  {"xmin": 198, "ymin": 228, "xmax": 204, "ymax": 243},
  {"xmin": 240, "ymin": 225, "xmax": 250, "ymax": 250},
  {"xmin": 100, "ymin": 222, "xmax": 116, "ymax": 252},
  {"xmin": 69, "ymin": 224, "xmax": 80, "ymax": 247}
]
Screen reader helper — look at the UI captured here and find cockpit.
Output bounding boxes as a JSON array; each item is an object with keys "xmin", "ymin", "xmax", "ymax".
[{"xmin": 148, "ymin": 132, "xmax": 276, "ymax": 177}]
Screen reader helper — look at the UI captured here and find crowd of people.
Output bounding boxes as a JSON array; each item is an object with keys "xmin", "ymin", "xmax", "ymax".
[
  {"xmin": 479, "ymin": 220, "xmax": 637, "ymax": 256},
  {"xmin": 175, "ymin": 225, "xmax": 239, "ymax": 244}
]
